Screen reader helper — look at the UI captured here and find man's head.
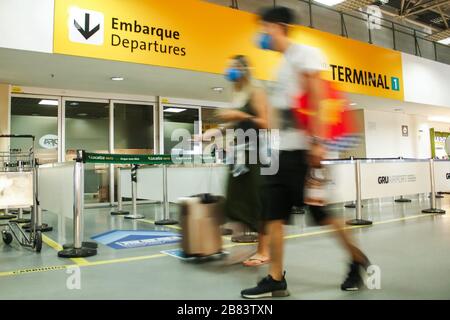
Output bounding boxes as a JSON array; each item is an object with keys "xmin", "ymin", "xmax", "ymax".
[{"xmin": 259, "ymin": 6, "xmax": 295, "ymax": 52}]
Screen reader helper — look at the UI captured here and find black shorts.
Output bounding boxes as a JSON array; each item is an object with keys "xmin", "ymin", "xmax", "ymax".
[
  {"xmin": 263, "ymin": 150, "xmax": 308, "ymax": 221},
  {"xmin": 263, "ymin": 150, "xmax": 330, "ymax": 224}
]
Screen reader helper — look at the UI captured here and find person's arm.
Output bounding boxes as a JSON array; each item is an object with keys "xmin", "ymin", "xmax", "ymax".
[
  {"xmin": 215, "ymin": 109, "xmax": 252, "ymax": 123},
  {"xmin": 249, "ymin": 87, "xmax": 269, "ymax": 129},
  {"xmin": 216, "ymin": 88, "xmax": 269, "ymax": 129},
  {"xmin": 302, "ymin": 71, "xmax": 326, "ymax": 139}
]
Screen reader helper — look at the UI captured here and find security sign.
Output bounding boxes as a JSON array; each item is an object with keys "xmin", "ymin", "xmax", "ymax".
[{"xmin": 69, "ymin": 7, "xmax": 104, "ymax": 45}]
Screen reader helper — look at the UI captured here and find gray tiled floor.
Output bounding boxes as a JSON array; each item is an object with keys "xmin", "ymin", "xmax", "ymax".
[{"xmin": 1, "ymin": 194, "xmax": 450, "ymax": 300}]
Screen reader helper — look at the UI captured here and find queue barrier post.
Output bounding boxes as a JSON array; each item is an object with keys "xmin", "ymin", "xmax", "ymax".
[
  {"xmin": 155, "ymin": 164, "xmax": 178, "ymax": 225},
  {"xmin": 394, "ymin": 158, "xmax": 411, "ymax": 203},
  {"xmin": 346, "ymin": 159, "xmax": 372, "ymax": 226},
  {"xmin": 231, "ymin": 226, "xmax": 258, "ymax": 243},
  {"xmin": 344, "ymin": 157, "xmax": 363, "ymax": 209},
  {"xmin": 422, "ymin": 158, "xmax": 446, "ymax": 214},
  {"xmin": 124, "ymin": 164, "xmax": 144, "ymax": 220},
  {"xmin": 58, "ymin": 150, "xmax": 97, "ymax": 258},
  {"xmin": 395, "ymin": 195, "xmax": 412, "ymax": 203},
  {"xmin": 111, "ymin": 166, "xmax": 130, "ymax": 216}
]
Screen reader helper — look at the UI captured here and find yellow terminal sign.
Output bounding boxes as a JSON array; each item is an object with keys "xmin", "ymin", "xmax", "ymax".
[{"xmin": 54, "ymin": 0, "xmax": 403, "ymax": 100}]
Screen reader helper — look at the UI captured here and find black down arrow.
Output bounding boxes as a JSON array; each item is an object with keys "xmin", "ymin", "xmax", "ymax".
[{"xmin": 74, "ymin": 13, "xmax": 100, "ymax": 40}]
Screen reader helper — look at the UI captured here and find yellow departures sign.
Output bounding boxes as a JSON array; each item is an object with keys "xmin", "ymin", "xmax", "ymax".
[{"xmin": 53, "ymin": 0, "xmax": 404, "ymax": 100}]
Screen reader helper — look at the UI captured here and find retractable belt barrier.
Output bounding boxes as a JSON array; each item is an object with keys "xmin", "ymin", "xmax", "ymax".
[{"xmin": 58, "ymin": 150, "xmax": 215, "ymax": 258}]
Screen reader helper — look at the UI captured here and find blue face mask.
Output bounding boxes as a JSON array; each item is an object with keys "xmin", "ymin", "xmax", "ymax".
[
  {"xmin": 225, "ymin": 68, "xmax": 243, "ymax": 82},
  {"xmin": 257, "ymin": 33, "xmax": 272, "ymax": 50}
]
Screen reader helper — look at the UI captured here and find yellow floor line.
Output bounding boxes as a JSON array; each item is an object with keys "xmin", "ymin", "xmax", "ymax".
[
  {"xmin": 0, "ymin": 264, "xmax": 76, "ymax": 277},
  {"xmin": 41, "ymin": 234, "xmax": 90, "ymax": 266},
  {"xmin": 83, "ymin": 253, "xmax": 166, "ymax": 267},
  {"xmin": 284, "ymin": 213, "xmax": 434, "ymax": 240},
  {"xmin": 0, "ymin": 212, "xmax": 439, "ymax": 279}
]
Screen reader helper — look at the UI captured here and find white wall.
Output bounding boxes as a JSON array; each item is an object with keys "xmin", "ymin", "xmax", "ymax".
[
  {"xmin": 402, "ymin": 53, "xmax": 450, "ymax": 109},
  {"xmin": 363, "ymin": 109, "xmax": 450, "ymax": 159},
  {"xmin": 0, "ymin": 0, "xmax": 54, "ymax": 53}
]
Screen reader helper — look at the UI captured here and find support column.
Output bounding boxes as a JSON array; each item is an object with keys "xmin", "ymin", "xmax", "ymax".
[{"xmin": 0, "ymin": 84, "xmax": 11, "ymax": 152}]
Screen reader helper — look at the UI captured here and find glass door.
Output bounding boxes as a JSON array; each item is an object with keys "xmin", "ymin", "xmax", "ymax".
[
  {"xmin": 113, "ymin": 101, "xmax": 155, "ymax": 155},
  {"xmin": 112, "ymin": 101, "xmax": 155, "ymax": 202},
  {"xmin": 10, "ymin": 95, "xmax": 60, "ymax": 164},
  {"xmin": 63, "ymin": 98, "xmax": 110, "ymax": 205},
  {"xmin": 161, "ymin": 105, "xmax": 201, "ymax": 155}
]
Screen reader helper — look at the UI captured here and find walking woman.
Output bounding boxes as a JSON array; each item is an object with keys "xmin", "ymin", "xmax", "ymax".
[{"xmin": 216, "ymin": 55, "xmax": 270, "ymax": 265}]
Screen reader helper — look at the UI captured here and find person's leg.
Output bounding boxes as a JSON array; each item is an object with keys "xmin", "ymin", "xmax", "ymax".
[
  {"xmin": 322, "ymin": 216, "xmax": 368, "ymax": 265},
  {"xmin": 257, "ymin": 232, "xmax": 270, "ymax": 257},
  {"xmin": 240, "ymin": 198, "xmax": 290, "ymax": 297},
  {"xmin": 268, "ymin": 220, "xmax": 284, "ymax": 280},
  {"xmin": 309, "ymin": 205, "xmax": 370, "ymax": 291},
  {"xmin": 243, "ymin": 229, "xmax": 270, "ymax": 266}
]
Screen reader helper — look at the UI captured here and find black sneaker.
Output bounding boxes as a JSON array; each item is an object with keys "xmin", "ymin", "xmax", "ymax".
[
  {"xmin": 341, "ymin": 261, "xmax": 365, "ymax": 291},
  {"xmin": 241, "ymin": 274, "xmax": 290, "ymax": 299}
]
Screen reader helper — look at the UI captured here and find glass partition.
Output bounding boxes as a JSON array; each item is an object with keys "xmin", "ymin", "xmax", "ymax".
[
  {"xmin": 113, "ymin": 102, "xmax": 154, "ymax": 155},
  {"xmin": 64, "ymin": 99, "xmax": 110, "ymax": 204},
  {"xmin": 10, "ymin": 96, "xmax": 59, "ymax": 164},
  {"xmin": 162, "ymin": 105, "xmax": 200, "ymax": 155}
]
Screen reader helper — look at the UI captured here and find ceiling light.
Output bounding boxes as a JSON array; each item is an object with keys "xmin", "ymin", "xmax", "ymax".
[
  {"xmin": 38, "ymin": 99, "xmax": 58, "ymax": 106},
  {"xmin": 350, "ymin": 103, "xmax": 357, "ymax": 106},
  {"xmin": 69, "ymin": 102, "xmax": 79, "ymax": 106},
  {"xmin": 164, "ymin": 107, "xmax": 186, "ymax": 113},
  {"xmin": 313, "ymin": 0, "xmax": 345, "ymax": 6},
  {"xmin": 428, "ymin": 116, "xmax": 450, "ymax": 123},
  {"xmin": 437, "ymin": 37, "xmax": 450, "ymax": 46},
  {"xmin": 77, "ymin": 113, "xmax": 88, "ymax": 117},
  {"xmin": 212, "ymin": 87, "xmax": 224, "ymax": 93},
  {"xmin": 111, "ymin": 77, "xmax": 124, "ymax": 81}
]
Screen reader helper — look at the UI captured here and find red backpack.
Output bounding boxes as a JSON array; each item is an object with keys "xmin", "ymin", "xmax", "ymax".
[{"xmin": 292, "ymin": 80, "xmax": 360, "ymax": 144}]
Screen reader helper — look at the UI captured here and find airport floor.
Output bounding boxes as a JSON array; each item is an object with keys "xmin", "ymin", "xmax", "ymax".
[{"xmin": 1, "ymin": 194, "xmax": 450, "ymax": 300}]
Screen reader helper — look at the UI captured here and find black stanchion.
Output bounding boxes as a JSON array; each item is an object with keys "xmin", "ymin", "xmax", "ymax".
[
  {"xmin": 346, "ymin": 159, "xmax": 372, "ymax": 226},
  {"xmin": 0, "ymin": 209, "xmax": 16, "ymax": 220},
  {"xmin": 231, "ymin": 227, "xmax": 258, "ymax": 243},
  {"xmin": 124, "ymin": 164, "xmax": 144, "ymax": 220},
  {"xmin": 111, "ymin": 167, "xmax": 130, "ymax": 216},
  {"xmin": 395, "ymin": 196, "xmax": 412, "ymax": 203},
  {"xmin": 155, "ymin": 165, "xmax": 178, "ymax": 225},
  {"xmin": 422, "ymin": 159, "xmax": 446, "ymax": 215},
  {"xmin": 58, "ymin": 150, "xmax": 97, "ymax": 258},
  {"xmin": 11, "ymin": 208, "xmax": 31, "ymax": 224}
]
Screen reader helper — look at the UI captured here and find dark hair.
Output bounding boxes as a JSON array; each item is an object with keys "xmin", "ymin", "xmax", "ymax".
[
  {"xmin": 231, "ymin": 54, "xmax": 251, "ymax": 80},
  {"xmin": 260, "ymin": 6, "xmax": 295, "ymax": 25},
  {"xmin": 232, "ymin": 54, "xmax": 249, "ymax": 69}
]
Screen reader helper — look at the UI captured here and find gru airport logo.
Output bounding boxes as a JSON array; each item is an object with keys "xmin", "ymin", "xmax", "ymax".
[
  {"xmin": 69, "ymin": 7, "xmax": 104, "ymax": 45},
  {"xmin": 330, "ymin": 64, "xmax": 400, "ymax": 92}
]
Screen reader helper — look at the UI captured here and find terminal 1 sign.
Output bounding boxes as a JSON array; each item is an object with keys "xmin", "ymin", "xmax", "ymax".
[{"xmin": 54, "ymin": 0, "xmax": 404, "ymax": 100}]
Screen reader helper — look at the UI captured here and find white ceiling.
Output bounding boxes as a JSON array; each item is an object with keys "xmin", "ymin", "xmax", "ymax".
[
  {"xmin": 348, "ymin": 93, "xmax": 450, "ymax": 118},
  {"xmin": 1, "ymin": 47, "xmax": 450, "ymax": 120},
  {"xmin": 0, "ymin": 47, "xmax": 233, "ymax": 102}
]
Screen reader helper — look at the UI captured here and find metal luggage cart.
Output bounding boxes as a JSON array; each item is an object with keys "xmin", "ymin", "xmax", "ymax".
[{"xmin": 0, "ymin": 135, "xmax": 42, "ymax": 252}]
